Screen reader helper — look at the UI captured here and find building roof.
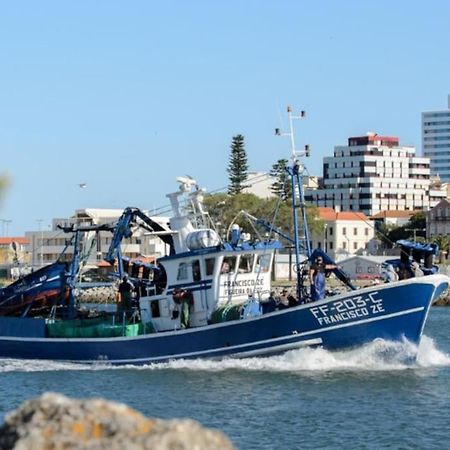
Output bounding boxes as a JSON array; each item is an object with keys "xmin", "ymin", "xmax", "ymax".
[
  {"xmin": 339, "ymin": 255, "xmax": 390, "ymax": 264},
  {"xmin": 317, "ymin": 207, "xmax": 369, "ymax": 222},
  {"xmin": 97, "ymin": 261, "xmax": 113, "ymax": 267},
  {"xmin": 132, "ymin": 256, "xmax": 156, "ymax": 264},
  {"xmin": 431, "ymin": 198, "xmax": 450, "ymax": 209},
  {"xmin": 370, "ymin": 210, "xmax": 416, "ymax": 219},
  {"xmin": 0, "ymin": 237, "xmax": 30, "ymax": 245},
  {"xmin": 348, "ymin": 133, "xmax": 399, "ymax": 147}
]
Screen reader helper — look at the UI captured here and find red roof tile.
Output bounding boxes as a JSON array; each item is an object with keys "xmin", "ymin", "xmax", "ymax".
[
  {"xmin": 370, "ymin": 210, "xmax": 416, "ymax": 219},
  {"xmin": 317, "ymin": 208, "xmax": 368, "ymax": 222},
  {"xmin": 97, "ymin": 261, "xmax": 113, "ymax": 267},
  {"xmin": 0, "ymin": 237, "xmax": 30, "ymax": 245}
]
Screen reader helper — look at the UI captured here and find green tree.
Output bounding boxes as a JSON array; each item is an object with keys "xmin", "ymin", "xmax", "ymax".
[
  {"xmin": 203, "ymin": 192, "xmax": 322, "ymax": 247},
  {"xmin": 386, "ymin": 226, "xmax": 410, "ymax": 245},
  {"xmin": 432, "ymin": 234, "xmax": 450, "ymax": 262},
  {"xmin": 204, "ymin": 192, "xmax": 266, "ymax": 238},
  {"xmin": 269, "ymin": 158, "xmax": 291, "ymax": 201},
  {"xmin": 227, "ymin": 134, "xmax": 248, "ymax": 195},
  {"xmin": 376, "ymin": 212, "xmax": 427, "ymax": 249},
  {"xmin": 0, "ymin": 174, "xmax": 8, "ymax": 206},
  {"xmin": 405, "ymin": 212, "xmax": 426, "ymax": 239},
  {"xmin": 376, "ymin": 223, "xmax": 396, "ymax": 248}
]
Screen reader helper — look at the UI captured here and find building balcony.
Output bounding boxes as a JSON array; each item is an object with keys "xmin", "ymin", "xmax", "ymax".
[{"xmin": 431, "ymin": 216, "xmax": 450, "ymax": 221}]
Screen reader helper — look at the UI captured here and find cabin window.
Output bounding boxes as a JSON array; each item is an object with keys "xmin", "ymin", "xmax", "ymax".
[
  {"xmin": 192, "ymin": 260, "xmax": 201, "ymax": 282},
  {"xmin": 205, "ymin": 258, "xmax": 215, "ymax": 276},
  {"xmin": 256, "ymin": 254, "xmax": 271, "ymax": 273},
  {"xmin": 221, "ymin": 256, "xmax": 236, "ymax": 274},
  {"xmin": 238, "ymin": 254, "xmax": 254, "ymax": 273},
  {"xmin": 151, "ymin": 300, "xmax": 161, "ymax": 318},
  {"xmin": 177, "ymin": 262, "xmax": 188, "ymax": 280}
]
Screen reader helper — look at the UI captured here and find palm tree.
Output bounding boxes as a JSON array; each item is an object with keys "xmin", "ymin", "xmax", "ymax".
[{"xmin": 432, "ymin": 234, "xmax": 450, "ymax": 263}]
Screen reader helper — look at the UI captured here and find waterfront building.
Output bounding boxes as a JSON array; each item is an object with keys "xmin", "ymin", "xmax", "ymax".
[
  {"xmin": 243, "ymin": 171, "xmax": 320, "ymax": 200},
  {"xmin": 311, "ymin": 207, "xmax": 377, "ymax": 261},
  {"xmin": 337, "ymin": 255, "xmax": 390, "ymax": 280},
  {"xmin": 305, "ymin": 133, "xmax": 445, "ymax": 216},
  {"xmin": 25, "ymin": 208, "xmax": 169, "ymax": 269},
  {"xmin": 370, "ymin": 210, "xmax": 415, "ymax": 229},
  {"xmin": 422, "ymin": 95, "xmax": 450, "ymax": 182},
  {"xmin": 427, "ymin": 198, "xmax": 450, "ymax": 239},
  {"xmin": 242, "ymin": 171, "xmax": 275, "ymax": 198},
  {"xmin": 0, "ymin": 237, "xmax": 30, "ymax": 267}
]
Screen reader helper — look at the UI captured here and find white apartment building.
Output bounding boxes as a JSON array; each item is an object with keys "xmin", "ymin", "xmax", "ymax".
[
  {"xmin": 242, "ymin": 172, "xmax": 276, "ymax": 198},
  {"xmin": 243, "ymin": 171, "xmax": 320, "ymax": 199},
  {"xmin": 25, "ymin": 208, "xmax": 170, "ymax": 268},
  {"xmin": 422, "ymin": 95, "xmax": 450, "ymax": 182},
  {"xmin": 305, "ymin": 133, "xmax": 445, "ymax": 216},
  {"xmin": 310, "ymin": 207, "xmax": 377, "ymax": 261}
]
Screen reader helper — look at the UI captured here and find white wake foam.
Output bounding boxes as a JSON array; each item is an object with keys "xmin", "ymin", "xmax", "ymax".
[
  {"xmin": 149, "ymin": 335, "xmax": 450, "ymax": 373},
  {"xmin": 0, "ymin": 358, "xmax": 94, "ymax": 373},
  {"xmin": 0, "ymin": 335, "xmax": 448, "ymax": 373}
]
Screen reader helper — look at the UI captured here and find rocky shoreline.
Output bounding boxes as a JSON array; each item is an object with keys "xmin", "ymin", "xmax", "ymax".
[{"xmin": 0, "ymin": 392, "xmax": 235, "ymax": 450}]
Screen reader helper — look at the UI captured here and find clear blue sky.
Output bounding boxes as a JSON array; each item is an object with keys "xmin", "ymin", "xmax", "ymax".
[{"xmin": 1, "ymin": 0, "xmax": 449, "ymax": 235}]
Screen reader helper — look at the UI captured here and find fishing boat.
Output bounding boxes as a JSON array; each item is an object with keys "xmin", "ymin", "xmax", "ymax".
[{"xmin": 0, "ymin": 110, "xmax": 448, "ymax": 364}]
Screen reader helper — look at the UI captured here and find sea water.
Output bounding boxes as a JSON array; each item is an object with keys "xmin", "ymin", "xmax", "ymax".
[{"xmin": 1, "ymin": 308, "xmax": 450, "ymax": 450}]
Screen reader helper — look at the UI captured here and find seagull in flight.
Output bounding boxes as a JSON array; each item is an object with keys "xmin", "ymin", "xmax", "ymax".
[{"xmin": 78, "ymin": 183, "xmax": 87, "ymax": 189}]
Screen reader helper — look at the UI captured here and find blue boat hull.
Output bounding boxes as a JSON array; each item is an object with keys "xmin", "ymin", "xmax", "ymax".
[
  {"xmin": 0, "ymin": 275, "xmax": 448, "ymax": 364},
  {"xmin": 0, "ymin": 263, "xmax": 67, "ymax": 316}
]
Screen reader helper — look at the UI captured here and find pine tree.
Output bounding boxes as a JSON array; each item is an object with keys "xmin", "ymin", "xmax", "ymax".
[
  {"xmin": 270, "ymin": 158, "xmax": 291, "ymax": 201},
  {"xmin": 227, "ymin": 134, "xmax": 249, "ymax": 195}
]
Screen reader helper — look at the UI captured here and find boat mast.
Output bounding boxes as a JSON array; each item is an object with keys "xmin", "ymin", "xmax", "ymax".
[
  {"xmin": 276, "ymin": 106, "xmax": 311, "ymax": 300},
  {"xmin": 66, "ymin": 229, "xmax": 82, "ymax": 319}
]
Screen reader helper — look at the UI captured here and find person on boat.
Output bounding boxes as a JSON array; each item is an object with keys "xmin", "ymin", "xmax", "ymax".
[
  {"xmin": 181, "ymin": 290, "xmax": 194, "ymax": 328},
  {"xmin": 309, "ymin": 256, "xmax": 336, "ymax": 301},
  {"xmin": 118, "ymin": 275, "xmax": 134, "ymax": 315},
  {"xmin": 221, "ymin": 261, "xmax": 231, "ymax": 274},
  {"xmin": 172, "ymin": 288, "xmax": 194, "ymax": 328},
  {"xmin": 383, "ymin": 264, "xmax": 399, "ymax": 283},
  {"xmin": 278, "ymin": 289, "xmax": 290, "ymax": 309},
  {"xmin": 396, "ymin": 262, "xmax": 410, "ymax": 280},
  {"xmin": 261, "ymin": 291, "xmax": 277, "ymax": 313},
  {"xmin": 410, "ymin": 261, "xmax": 424, "ymax": 277}
]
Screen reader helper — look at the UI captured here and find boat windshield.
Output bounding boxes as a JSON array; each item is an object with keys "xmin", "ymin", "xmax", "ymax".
[{"xmin": 256, "ymin": 254, "xmax": 271, "ymax": 273}]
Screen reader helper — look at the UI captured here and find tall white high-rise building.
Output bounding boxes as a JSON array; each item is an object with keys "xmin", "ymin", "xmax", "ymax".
[
  {"xmin": 422, "ymin": 95, "xmax": 450, "ymax": 182},
  {"xmin": 305, "ymin": 133, "xmax": 445, "ymax": 216}
]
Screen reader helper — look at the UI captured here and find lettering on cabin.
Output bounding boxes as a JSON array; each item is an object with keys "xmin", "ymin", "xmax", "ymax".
[
  {"xmin": 309, "ymin": 292, "xmax": 385, "ymax": 326},
  {"xmin": 222, "ymin": 278, "xmax": 265, "ymax": 296}
]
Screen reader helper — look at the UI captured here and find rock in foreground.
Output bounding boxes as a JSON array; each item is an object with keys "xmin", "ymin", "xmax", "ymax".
[{"xmin": 0, "ymin": 392, "xmax": 235, "ymax": 450}]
